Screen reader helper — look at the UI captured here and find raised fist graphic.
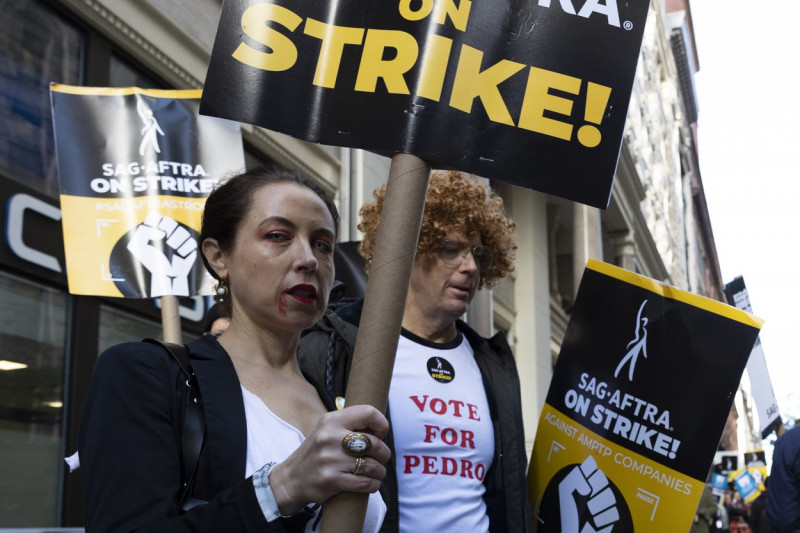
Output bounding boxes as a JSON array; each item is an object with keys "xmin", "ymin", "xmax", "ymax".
[
  {"xmin": 558, "ymin": 456, "xmax": 620, "ymax": 533},
  {"xmin": 126, "ymin": 213, "xmax": 197, "ymax": 297},
  {"xmin": 536, "ymin": 455, "xmax": 632, "ymax": 533}
]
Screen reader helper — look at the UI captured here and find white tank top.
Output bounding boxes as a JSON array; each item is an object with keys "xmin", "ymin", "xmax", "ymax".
[{"xmin": 242, "ymin": 386, "xmax": 386, "ymax": 533}]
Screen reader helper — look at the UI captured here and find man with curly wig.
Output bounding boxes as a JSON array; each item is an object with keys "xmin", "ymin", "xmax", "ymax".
[{"xmin": 299, "ymin": 170, "xmax": 532, "ymax": 532}]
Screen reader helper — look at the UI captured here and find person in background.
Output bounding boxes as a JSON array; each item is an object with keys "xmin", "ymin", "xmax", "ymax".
[
  {"xmin": 692, "ymin": 482, "xmax": 720, "ymax": 533},
  {"xmin": 202, "ymin": 302, "xmax": 230, "ymax": 338},
  {"xmin": 726, "ymin": 488, "xmax": 751, "ymax": 533},
  {"xmin": 299, "ymin": 170, "xmax": 532, "ymax": 532},
  {"xmin": 79, "ymin": 166, "xmax": 390, "ymax": 532},
  {"xmin": 748, "ymin": 476, "xmax": 772, "ymax": 533},
  {"xmin": 712, "ymin": 496, "xmax": 730, "ymax": 533},
  {"xmin": 768, "ymin": 424, "xmax": 800, "ymax": 533}
]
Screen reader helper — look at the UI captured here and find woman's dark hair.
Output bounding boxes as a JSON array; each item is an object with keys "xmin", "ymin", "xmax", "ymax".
[{"xmin": 199, "ymin": 165, "xmax": 340, "ymax": 281}]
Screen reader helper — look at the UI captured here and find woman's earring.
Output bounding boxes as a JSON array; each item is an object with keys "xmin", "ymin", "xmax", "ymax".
[{"xmin": 214, "ymin": 278, "xmax": 229, "ymax": 303}]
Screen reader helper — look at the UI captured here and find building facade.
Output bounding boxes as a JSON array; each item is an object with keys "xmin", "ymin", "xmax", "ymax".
[{"xmin": 0, "ymin": 0, "xmax": 753, "ymax": 528}]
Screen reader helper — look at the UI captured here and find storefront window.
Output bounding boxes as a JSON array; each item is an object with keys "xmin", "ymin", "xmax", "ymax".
[
  {"xmin": 0, "ymin": 0, "xmax": 83, "ymax": 200},
  {"xmin": 98, "ymin": 305, "xmax": 163, "ymax": 355},
  {"xmin": 0, "ymin": 272, "xmax": 67, "ymax": 527}
]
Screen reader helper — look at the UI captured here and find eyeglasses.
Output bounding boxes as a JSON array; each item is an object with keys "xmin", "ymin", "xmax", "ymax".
[{"xmin": 436, "ymin": 241, "xmax": 493, "ymax": 272}]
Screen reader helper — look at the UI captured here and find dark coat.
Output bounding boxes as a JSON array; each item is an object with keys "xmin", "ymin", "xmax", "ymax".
[
  {"xmin": 768, "ymin": 426, "xmax": 800, "ymax": 533},
  {"xmin": 749, "ymin": 489, "xmax": 773, "ymax": 533},
  {"xmin": 298, "ymin": 308, "xmax": 533, "ymax": 533},
  {"xmin": 79, "ymin": 335, "xmax": 303, "ymax": 533}
]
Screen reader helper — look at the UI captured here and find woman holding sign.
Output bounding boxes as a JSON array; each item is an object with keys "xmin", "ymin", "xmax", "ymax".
[
  {"xmin": 300, "ymin": 171, "xmax": 532, "ymax": 532},
  {"xmin": 79, "ymin": 167, "xmax": 389, "ymax": 532}
]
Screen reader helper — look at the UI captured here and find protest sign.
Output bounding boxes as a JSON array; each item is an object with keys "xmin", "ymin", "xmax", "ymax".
[
  {"xmin": 730, "ymin": 468, "xmax": 761, "ymax": 504},
  {"xmin": 528, "ymin": 260, "xmax": 762, "ymax": 532},
  {"xmin": 200, "ymin": 0, "xmax": 650, "ymax": 208},
  {"xmin": 50, "ymin": 85, "xmax": 244, "ymax": 299},
  {"xmin": 744, "ymin": 449, "xmax": 768, "ymax": 491},
  {"xmin": 711, "ymin": 472, "xmax": 728, "ymax": 497},
  {"xmin": 724, "ymin": 276, "xmax": 782, "ymax": 438},
  {"xmin": 715, "ymin": 452, "xmax": 739, "ymax": 476}
]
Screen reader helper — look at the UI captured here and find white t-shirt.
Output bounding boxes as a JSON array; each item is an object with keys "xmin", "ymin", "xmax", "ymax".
[
  {"xmin": 388, "ymin": 330, "xmax": 495, "ymax": 532},
  {"xmin": 242, "ymin": 386, "xmax": 386, "ymax": 533}
]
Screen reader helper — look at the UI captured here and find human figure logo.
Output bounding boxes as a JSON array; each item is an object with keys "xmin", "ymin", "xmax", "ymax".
[
  {"xmin": 614, "ymin": 300, "xmax": 648, "ymax": 381},
  {"xmin": 137, "ymin": 97, "xmax": 165, "ymax": 156}
]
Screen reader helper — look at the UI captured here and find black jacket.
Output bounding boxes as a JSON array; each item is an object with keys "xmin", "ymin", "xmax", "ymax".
[
  {"xmin": 80, "ymin": 335, "xmax": 309, "ymax": 533},
  {"xmin": 298, "ymin": 307, "xmax": 533, "ymax": 533},
  {"xmin": 768, "ymin": 426, "xmax": 800, "ymax": 533}
]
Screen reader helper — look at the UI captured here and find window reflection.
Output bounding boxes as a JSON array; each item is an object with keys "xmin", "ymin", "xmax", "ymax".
[
  {"xmin": 0, "ymin": 0, "xmax": 83, "ymax": 199},
  {"xmin": 98, "ymin": 305, "xmax": 163, "ymax": 355},
  {"xmin": 0, "ymin": 272, "xmax": 67, "ymax": 527}
]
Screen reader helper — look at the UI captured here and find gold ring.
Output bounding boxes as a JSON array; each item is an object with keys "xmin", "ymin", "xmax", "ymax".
[
  {"xmin": 352, "ymin": 456, "xmax": 366, "ymax": 475},
  {"xmin": 342, "ymin": 432, "xmax": 372, "ymax": 457}
]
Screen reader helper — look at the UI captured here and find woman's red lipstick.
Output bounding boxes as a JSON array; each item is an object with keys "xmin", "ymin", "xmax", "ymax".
[{"xmin": 286, "ymin": 284, "xmax": 317, "ymax": 304}]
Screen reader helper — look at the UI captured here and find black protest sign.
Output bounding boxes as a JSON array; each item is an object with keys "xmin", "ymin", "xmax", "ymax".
[
  {"xmin": 528, "ymin": 260, "xmax": 761, "ymax": 532},
  {"xmin": 200, "ymin": 0, "xmax": 650, "ymax": 208},
  {"xmin": 50, "ymin": 85, "xmax": 244, "ymax": 298}
]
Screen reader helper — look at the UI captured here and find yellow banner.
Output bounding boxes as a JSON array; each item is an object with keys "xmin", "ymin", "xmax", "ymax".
[
  {"xmin": 530, "ymin": 404, "xmax": 704, "ymax": 531},
  {"xmin": 60, "ymin": 194, "xmax": 206, "ymax": 297}
]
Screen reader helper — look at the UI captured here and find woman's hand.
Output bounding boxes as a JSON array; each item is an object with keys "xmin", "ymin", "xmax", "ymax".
[{"xmin": 267, "ymin": 405, "xmax": 391, "ymax": 515}]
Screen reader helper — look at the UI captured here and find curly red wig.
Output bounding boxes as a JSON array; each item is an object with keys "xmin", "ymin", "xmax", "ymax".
[{"xmin": 358, "ymin": 170, "xmax": 517, "ymax": 289}]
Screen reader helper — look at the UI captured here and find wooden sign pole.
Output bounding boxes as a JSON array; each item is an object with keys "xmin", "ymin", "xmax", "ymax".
[
  {"xmin": 320, "ymin": 153, "xmax": 430, "ymax": 532},
  {"xmin": 160, "ymin": 294, "xmax": 182, "ymax": 343}
]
